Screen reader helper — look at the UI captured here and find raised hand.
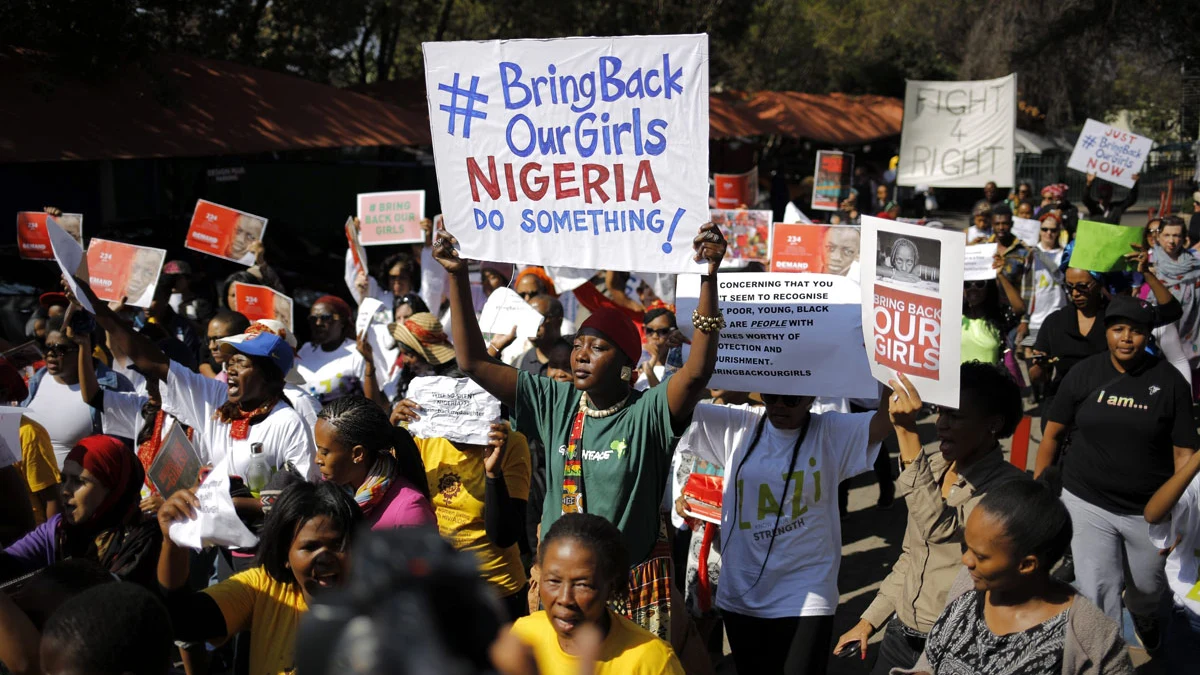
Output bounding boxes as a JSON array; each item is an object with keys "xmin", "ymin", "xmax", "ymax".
[
  {"xmin": 887, "ymin": 372, "xmax": 923, "ymax": 428},
  {"xmin": 483, "ymin": 422, "xmax": 508, "ymax": 478},
  {"xmin": 693, "ymin": 222, "xmax": 727, "ymax": 274},
  {"xmin": 432, "ymin": 231, "xmax": 467, "ymax": 275}
]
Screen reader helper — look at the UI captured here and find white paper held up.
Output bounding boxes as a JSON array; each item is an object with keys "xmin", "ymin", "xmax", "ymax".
[
  {"xmin": 963, "ymin": 244, "xmax": 999, "ymax": 281},
  {"xmin": 47, "ymin": 217, "xmax": 94, "ymax": 314},
  {"xmin": 478, "ymin": 287, "xmax": 545, "ymax": 340},
  {"xmin": 169, "ymin": 461, "xmax": 258, "ymax": 550},
  {"xmin": 406, "ymin": 376, "xmax": 502, "ymax": 446}
]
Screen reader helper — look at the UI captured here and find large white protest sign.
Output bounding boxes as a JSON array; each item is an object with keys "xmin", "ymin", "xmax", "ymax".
[
  {"xmin": 860, "ymin": 216, "xmax": 964, "ymax": 408},
  {"xmin": 478, "ymin": 287, "xmax": 545, "ymax": 339},
  {"xmin": 422, "ymin": 35, "xmax": 710, "ymax": 274},
  {"xmin": 169, "ymin": 461, "xmax": 258, "ymax": 550},
  {"xmin": 406, "ymin": 376, "xmax": 502, "ymax": 445},
  {"xmin": 676, "ymin": 273, "xmax": 875, "ymax": 398},
  {"xmin": 897, "ymin": 74, "xmax": 1016, "ymax": 188},
  {"xmin": 1067, "ymin": 118, "xmax": 1152, "ymax": 189},
  {"xmin": 963, "ymin": 243, "xmax": 998, "ymax": 281}
]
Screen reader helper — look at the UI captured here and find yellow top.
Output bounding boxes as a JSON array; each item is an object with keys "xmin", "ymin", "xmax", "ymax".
[
  {"xmin": 18, "ymin": 417, "xmax": 59, "ymax": 512},
  {"xmin": 415, "ymin": 429, "xmax": 531, "ymax": 596},
  {"xmin": 511, "ymin": 609, "xmax": 684, "ymax": 675},
  {"xmin": 203, "ymin": 567, "xmax": 307, "ymax": 675}
]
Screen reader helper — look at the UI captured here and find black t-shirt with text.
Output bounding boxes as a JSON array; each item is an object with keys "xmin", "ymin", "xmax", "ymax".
[{"xmin": 1049, "ymin": 352, "xmax": 1198, "ymax": 514}]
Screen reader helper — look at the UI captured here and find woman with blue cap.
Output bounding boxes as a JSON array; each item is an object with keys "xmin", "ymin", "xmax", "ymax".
[{"xmin": 71, "ymin": 277, "xmax": 316, "ymax": 491}]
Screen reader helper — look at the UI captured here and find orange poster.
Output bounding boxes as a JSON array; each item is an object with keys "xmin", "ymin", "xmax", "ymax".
[
  {"xmin": 185, "ymin": 200, "xmax": 268, "ymax": 266},
  {"xmin": 231, "ymin": 282, "xmax": 293, "ymax": 332},
  {"xmin": 713, "ymin": 167, "xmax": 758, "ymax": 210},
  {"xmin": 86, "ymin": 239, "xmax": 167, "ymax": 308},
  {"xmin": 769, "ymin": 223, "xmax": 861, "ymax": 277},
  {"xmin": 17, "ymin": 211, "xmax": 83, "ymax": 260}
]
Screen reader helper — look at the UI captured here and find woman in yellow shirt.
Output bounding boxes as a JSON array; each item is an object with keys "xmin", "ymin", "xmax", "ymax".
[
  {"xmin": 394, "ymin": 397, "xmax": 532, "ymax": 620},
  {"xmin": 156, "ymin": 480, "xmax": 362, "ymax": 675},
  {"xmin": 512, "ymin": 513, "xmax": 684, "ymax": 675}
]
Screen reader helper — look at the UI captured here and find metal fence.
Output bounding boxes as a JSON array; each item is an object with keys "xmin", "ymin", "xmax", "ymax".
[{"xmin": 1014, "ymin": 147, "xmax": 1197, "ymax": 217}]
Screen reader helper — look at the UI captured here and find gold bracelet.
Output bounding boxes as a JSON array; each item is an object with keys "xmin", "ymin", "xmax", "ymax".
[{"xmin": 691, "ymin": 309, "xmax": 726, "ymax": 334}]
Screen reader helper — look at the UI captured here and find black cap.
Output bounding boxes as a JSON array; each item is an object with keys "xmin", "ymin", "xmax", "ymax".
[{"xmin": 1104, "ymin": 295, "xmax": 1155, "ymax": 327}]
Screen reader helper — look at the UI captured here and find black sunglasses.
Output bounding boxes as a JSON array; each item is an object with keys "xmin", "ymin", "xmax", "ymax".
[
  {"xmin": 761, "ymin": 393, "xmax": 803, "ymax": 406},
  {"xmin": 517, "ymin": 290, "xmax": 539, "ymax": 300},
  {"xmin": 308, "ymin": 313, "xmax": 340, "ymax": 324},
  {"xmin": 965, "ymin": 280, "xmax": 989, "ymax": 289},
  {"xmin": 645, "ymin": 327, "xmax": 674, "ymax": 338},
  {"xmin": 1064, "ymin": 282, "xmax": 1097, "ymax": 294},
  {"xmin": 1040, "ymin": 227, "xmax": 1058, "ymax": 233},
  {"xmin": 44, "ymin": 343, "xmax": 79, "ymax": 357}
]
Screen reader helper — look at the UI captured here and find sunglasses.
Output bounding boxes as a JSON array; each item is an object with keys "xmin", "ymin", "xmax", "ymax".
[
  {"xmin": 1148, "ymin": 229, "xmax": 1161, "ymax": 235},
  {"xmin": 1064, "ymin": 282, "xmax": 1097, "ymax": 294},
  {"xmin": 517, "ymin": 290, "xmax": 539, "ymax": 300},
  {"xmin": 44, "ymin": 343, "xmax": 79, "ymax": 357},
  {"xmin": 965, "ymin": 280, "xmax": 989, "ymax": 289},
  {"xmin": 645, "ymin": 327, "xmax": 674, "ymax": 338},
  {"xmin": 308, "ymin": 313, "xmax": 341, "ymax": 324},
  {"xmin": 761, "ymin": 393, "xmax": 804, "ymax": 406},
  {"xmin": 1040, "ymin": 227, "xmax": 1058, "ymax": 233}
]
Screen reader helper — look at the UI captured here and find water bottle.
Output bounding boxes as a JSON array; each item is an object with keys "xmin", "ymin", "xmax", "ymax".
[{"xmin": 245, "ymin": 442, "xmax": 273, "ymax": 498}]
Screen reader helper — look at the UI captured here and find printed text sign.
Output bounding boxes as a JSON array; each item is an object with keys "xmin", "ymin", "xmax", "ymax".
[
  {"xmin": 86, "ymin": 239, "xmax": 167, "ymax": 308},
  {"xmin": 1067, "ymin": 119, "xmax": 1152, "ymax": 189},
  {"xmin": 186, "ymin": 199, "xmax": 268, "ymax": 266},
  {"xmin": 860, "ymin": 216, "xmax": 964, "ymax": 407},
  {"xmin": 770, "ymin": 223, "xmax": 861, "ymax": 278},
  {"xmin": 356, "ymin": 191, "xmax": 426, "ymax": 245},
  {"xmin": 17, "ymin": 212, "xmax": 83, "ymax": 260},
  {"xmin": 231, "ymin": 282, "xmax": 294, "ymax": 332},
  {"xmin": 422, "ymin": 35, "xmax": 710, "ymax": 273},
  {"xmin": 897, "ymin": 74, "xmax": 1016, "ymax": 188}
]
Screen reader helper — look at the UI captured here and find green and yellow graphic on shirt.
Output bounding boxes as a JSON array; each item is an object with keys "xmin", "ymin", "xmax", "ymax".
[{"xmin": 735, "ymin": 457, "xmax": 821, "ymax": 541}]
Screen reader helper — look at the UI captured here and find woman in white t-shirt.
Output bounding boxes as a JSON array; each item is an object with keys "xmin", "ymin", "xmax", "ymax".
[
  {"xmin": 677, "ymin": 390, "xmax": 892, "ymax": 674},
  {"xmin": 296, "ymin": 295, "xmax": 376, "ymax": 405},
  {"xmin": 1145, "ymin": 446, "xmax": 1200, "ymax": 672},
  {"xmin": 80, "ymin": 282, "xmax": 316, "ymax": 490},
  {"xmin": 1017, "ymin": 211, "xmax": 1067, "ymax": 351}
]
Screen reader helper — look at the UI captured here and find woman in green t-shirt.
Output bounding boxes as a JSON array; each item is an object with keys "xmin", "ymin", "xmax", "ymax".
[{"xmin": 430, "ymin": 223, "xmax": 727, "ymax": 649}]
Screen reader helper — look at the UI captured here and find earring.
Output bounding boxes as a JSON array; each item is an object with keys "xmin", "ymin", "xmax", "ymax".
[{"xmin": 620, "ymin": 366, "xmax": 633, "ymax": 381}]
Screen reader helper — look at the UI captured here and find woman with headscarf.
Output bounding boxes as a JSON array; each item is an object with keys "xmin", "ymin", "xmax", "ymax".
[
  {"xmin": 429, "ymin": 223, "xmax": 727, "ymax": 649},
  {"xmin": 296, "ymin": 294, "xmax": 384, "ymax": 407},
  {"xmin": 386, "ymin": 311, "xmax": 465, "ymax": 403},
  {"xmin": 0, "ymin": 435, "xmax": 161, "ymax": 586}
]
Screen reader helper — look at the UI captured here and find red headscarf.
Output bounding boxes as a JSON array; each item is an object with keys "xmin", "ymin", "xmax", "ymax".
[
  {"xmin": 65, "ymin": 435, "xmax": 143, "ymax": 529},
  {"xmin": 515, "ymin": 267, "xmax": 558, "ymax": 297}
]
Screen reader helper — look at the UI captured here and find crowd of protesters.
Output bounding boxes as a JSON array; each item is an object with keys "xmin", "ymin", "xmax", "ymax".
[{"xmin": 0, "ymin": 166, "xmax": 1198, "ymax": 675}]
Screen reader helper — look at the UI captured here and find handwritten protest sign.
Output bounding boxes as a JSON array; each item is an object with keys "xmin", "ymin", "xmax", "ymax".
[
  {"xmin": 406, "ymin": 376, "xmax": 502, "ymax": 445},
  {"xmin": 231, "ymin": 282, "xmax": 294, "ymax": 332},
  {"xmin": 897, "ymin": 74, "xmax": 1016, "ymax": 188},
  {"xmin": 345, "ymin": 217, "xmax": 369, "ymax": 272},
  {"xmin": 1067, "ymin": 119, "xmax": 1151, "ymax": 189},
  {"xmin": 186, "ymin": 199, "xmax": 268, "ymax": 266},
  {"xmin": 478, "ymin": 287, "xmax": 545, "ymax": 339},
  {"xmin": 46, "ymin": 217, "xmax": 93, "ymax": 314},
  {"xmin": 1069, "ymin": 220, "xmax": 1145, "ymax": 273},
  {"xmin": 860, "ymin": 216, "xmax": 964, "ymax": 407},
  {"xmin": 0, "ymin": 407, "xmax": 26, "ymax": 468},
  {"xmin": 422, "ymin": 35, "xmax": 710, "ymax": 273},
  {"xmin": 1012, "ymin": 217, "xmax": 1041, "ymax": 247},
  {"xmin": 711, "ymin": 209, "xmax": 770, "ymax": 266},
  {"xmin": 713, "ymin": 167, "xmax": 758, "ymax": 210},
  {"xmin": 356, "ymin": 191, "xmax": 425, "ymax": 245},
  {"xmin": 811, "ymin": 151, "xmax": 854, "ymax": 211},
  {"xmin": 963, "ymin": 243, "xmax": 998, "ymax": 281},
  {"xmin": 169, "ymin": 460, "xmax": 258, "ymax": 549},
  {"xmin": 355, "ymin": 298, "xmax": 401, "ymax": 396},
  {"xmin": 677, "ymin": 272, "xmax": 874, "ymax": 397},
  {"xmin": 148, "ymin": 423, "xmax": 201, "ymax": 497},
  {"xmin": 86, "ymin": 239, "xmax": 167, "ymax": 309},
  {"xmin": 770, "ymin": 223, "xmax": 861, "ymax": 279},
  {"xmin": 17, "ymin": 212, "xmax": 83, "ymax": 260}
]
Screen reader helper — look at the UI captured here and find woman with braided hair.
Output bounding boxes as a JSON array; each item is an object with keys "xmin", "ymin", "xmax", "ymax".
[{"xmin": 314, "ymin": 395, "xmax": 435, "ymax": 530}]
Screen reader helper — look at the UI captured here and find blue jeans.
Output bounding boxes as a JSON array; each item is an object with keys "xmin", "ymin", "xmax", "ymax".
[{"xmin": 1166, "ymin": 600, "xmax": 1200, "ymax": 673}]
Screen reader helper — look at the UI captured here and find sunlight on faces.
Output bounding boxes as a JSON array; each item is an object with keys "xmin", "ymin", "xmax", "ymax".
[
  {"xmin": 962, "ymin": 508, "xmax": 1033, "ymax": 592},
  {"xmin": 571, "ymin": 331, "xmax": 625, "ymax": 391},
  {"xmin": 313, "ymin": 418, "xmax": 363, "ymax": 485},
  {"xmin": 935, "ymin": 389, "xmax": 1002, "ymax": 463},
  {"xmin": 539, "ymin": 538, "xmax": 608, "ymax": 639},
  {"xmin": 1106, "ymin": 320, "xmax": 1148, "ymax": 364},
  {"xmin": 60, "ymin": 460, "xmax": 109, "ymax": 526},
  {"xmin": 290, "ymin": 515, "xmax": 351, "ymax": 604}
]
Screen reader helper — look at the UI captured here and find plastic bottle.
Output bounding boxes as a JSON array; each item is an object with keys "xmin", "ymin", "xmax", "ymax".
[{"xmin": 245, "ymin": 442, "xmax": 273, "ymax": 498}]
